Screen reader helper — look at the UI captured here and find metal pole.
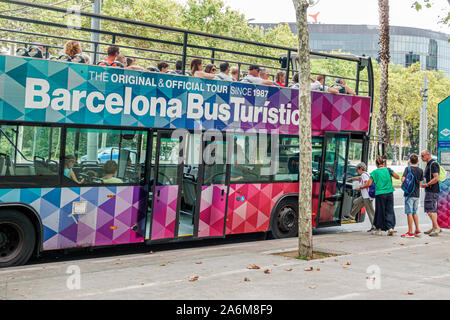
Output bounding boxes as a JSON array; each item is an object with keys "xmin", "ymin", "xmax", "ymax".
[
  {"xmin": 285, "ymin": 50, "xmax": 291, "ymax": 87},
  {"xmin": 419, "ymin": 75, "xmax": 428, "ymax": 169},
  {"xmin": 90, "ymin": 0, "xmax": 101, "ymax": 64},
  {"xmin": 181, "ymin": 32, "xmax": 188, "ymax": 75},
  {"xmin": 392, "ymin": 113, "xmax": 397, "ymax": 165}
]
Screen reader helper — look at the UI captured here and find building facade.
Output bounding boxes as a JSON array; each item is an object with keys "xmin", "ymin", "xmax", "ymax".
[{"xmin": 256, "ymin": 23, "xmax": 450, "ymax": 76}]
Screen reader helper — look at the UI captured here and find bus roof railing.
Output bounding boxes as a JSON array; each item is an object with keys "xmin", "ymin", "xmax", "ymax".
[{"xmin": 0, "ymin": 0, "xmax": 373, "ymax": 96}]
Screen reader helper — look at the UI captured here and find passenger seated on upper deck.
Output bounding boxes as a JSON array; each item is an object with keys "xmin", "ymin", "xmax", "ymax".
[
  {"xmin": 240, "ymin": 65, "xmax": 274, "ymax": 86},
  {"xmin": 123, "ymin": 57, "xmax": 145, "ymax": 71},
  {"xmin": 275, "ymin": 71, "xmax": 286, "ymax": 87},
  {"xmin": 64, "ymin": 155, "xmax": 84, "ymax": 184},
  {"xmin": 63, "ymin": 40, "xmax": 82, "ymax": 60},
  {"xmin": 230, "ymin": 66, "xmax": 241, "ymax": 81},
  {"xmin": 98, "ymin": 46, "xmax": 123, "ymax": 67},
  {"xmin": 190, "ymin": 58, "xmax": 216, "ymax": 80},
  {"xmin": 204, "ymin": 63, "xmax": 217, "ymax": 75},
  {"xmin": 175, "ymin": 60, "xmax": 183, "ymax": 75},
  {"xmin": 157, "ymin": 61, "xmax": 170, "ymax": 73},
  {"xmin": 290, "ymin": 73, "xmax": 299, "ymax": 89},
  {"xmin": 330, "ymin": 78, "xmax": 356, "ymax": 95},
  {"xmin": 311, "ymin": 75, "xmax": 339, "ymax": 94},
  {"xmin": 215, "ymin": 62, "xmax": 235, "ymax": 82},
  {"xmin": 102, "ymin": 160, "xmax": 123, "ymax": 184},
  {"xmin": 116, "ymin": 55, "xmax": 128, "ymax": 67}
]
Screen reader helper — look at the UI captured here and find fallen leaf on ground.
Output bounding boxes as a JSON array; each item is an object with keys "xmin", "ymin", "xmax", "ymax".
[
  {"xmin": 334, "ymin": 259, "xmax": 339, "ymax": 262},
  {"xmin": 195, "ymin": 262, "xmax": 202, "ymax": 264},
  {"xmin": 148, "ymin": 251, "xmax": 154, "ymax": 254},
  {"xmin": 309, "ymin": 285, "xmax": 317, "ymax": 289},
  {"xmin": 264, "ymin": 269, "xmax": 271, "ymax": 274},
  {"xmin": 247, "ymin": 264, "xmax": 261, "ymax": 270},
  {"xmin": 316, "ymin": 268, "xmax": 321, "ymax": 271},
  {"xmin": 411, "ymin": 252, "xmax": 417, "ymax": 255},
  {"xmin": 342, "ymin": 262, "xmax": 351, "ymax": 268},
  {"xmin": 189, "ymin": 276, "xmax": 199, "ymax": 282},
  {"xmin": 304, "ymin": 267, "xmax": 314, "ymax": 271},
  {"xmin": 160, "ymin": 264, "xmax": 166, "ymax": 266},
  {"xmin": 383, "ymin": 252, "xmax": 391, "ymax": 255},
  {"xmin": 406, "ymin": 291, "xmax": 414, "ymax": 295},
  {"xmin": 285, "ymin": 268, "xmax": 293, "ymax": 272},
  {"xmin": 399, "ymin": 243, "xmax": 406, "ymax": 246},
  {"xmin": 244, "ymin": 277, "xmax": 250, "ymax": 281}
]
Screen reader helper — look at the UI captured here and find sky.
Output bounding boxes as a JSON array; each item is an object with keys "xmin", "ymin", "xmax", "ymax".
[{"xmin": 176, "ymin": 0, "xmax": 449, "ymax": 34}]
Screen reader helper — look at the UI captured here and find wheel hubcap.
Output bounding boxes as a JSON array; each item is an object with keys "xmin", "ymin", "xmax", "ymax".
[
  {"xmin": 0, "ymin": 223, "xmax": 21, "ymax": 260},
  {"xmin": 278, "ymin": 207, "xmax": 296, "ymax": 232}
]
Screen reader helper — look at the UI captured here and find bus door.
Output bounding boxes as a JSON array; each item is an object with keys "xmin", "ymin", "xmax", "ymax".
[
  {"xmin": 316, "ymin": 132, "xmax": 350, "ymax": 227},
  {"xmin": 148, "ymin": 130, "xmax": 192, "ymax": 241},
  {"xmin": 195, "ymin": 135, "xmax": 229, "ymax": 238}
]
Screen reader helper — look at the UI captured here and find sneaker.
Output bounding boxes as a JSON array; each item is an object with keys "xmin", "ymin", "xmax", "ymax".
[
  {"xmin": 429, "ymin": 229, "xmax": 440, "ymax": 237},
  {"xmin": 387, "ymin": 229, "xmax": 395, "ymax": 236},
  {"xmin": 401, "ymin": 232, "xmax": 415, "ymax": 238},
  {"xmin": 367, "ymin": 227, "xmax": 376, "ymax": 232},
  {"xmin": 424, "ymin": 228, "xmax": 433, "ymax": 235},
  {"xmin": 414, "ymin": 231, "xmax": 422, "ymax": 238}
]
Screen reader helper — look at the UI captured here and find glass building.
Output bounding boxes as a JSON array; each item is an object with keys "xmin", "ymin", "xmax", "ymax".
[{"xmin": 255, "ymin": 23, "xmax": 450, "ymax": 76}]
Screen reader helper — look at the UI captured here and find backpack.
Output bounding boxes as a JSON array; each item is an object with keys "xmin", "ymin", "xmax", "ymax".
[
  {"xmin": 429, "ymin": 159, "xmax": 446, "ymax": 183},
  {"xmin": 401, "ymin": 165, "xmax": 415, "ymax": 196},
  {"xmin": 368, "ymin": 182, "xmax": 376, "ymax": 198}
]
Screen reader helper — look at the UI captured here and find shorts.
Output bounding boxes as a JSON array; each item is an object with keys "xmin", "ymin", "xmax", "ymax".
[
  {"xmin": 404, "ymin": 197, "xmax": 419, "ymax": 214},
  {"xmin": 424, "ymin": 192, "xmax": 439, "ymax": 213}
]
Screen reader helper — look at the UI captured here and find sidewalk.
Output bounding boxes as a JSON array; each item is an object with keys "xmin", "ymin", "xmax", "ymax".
[{"xmin": 0, "ymin": 225, "xmax": 448, "ymax": 300}]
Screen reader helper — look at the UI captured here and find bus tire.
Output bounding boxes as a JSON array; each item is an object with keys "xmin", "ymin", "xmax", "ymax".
[
  {"xmin": 270, "ymin": 198, "xmax": 298, "ymax": 239},
  {"xmin": 0, "ymin": 210, "xmax": 36, "ymax": 268}
]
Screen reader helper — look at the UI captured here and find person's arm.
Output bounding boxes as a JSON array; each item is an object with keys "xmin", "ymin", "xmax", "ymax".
[
  {"xmin": 69, "ymin": 170, "xmax": 84, "ymax": 184},
  {"xmin": 327, "ymin": 87, "xmax": 339, "ymax": 94},
  {"xmin": 347, "ymin": 176, "xmax": 361, "ymax": 182},
  {"xmin": 392, "ymin": 171, "xmax": 400, "ymax": 180},
  {"xmin": 346, "ymin": 86, "xmax": 356, "ymax": 96},
  {"xmin": 357, "ymin": 178, "xmax": 373, "ymax": 191},
  {"xmin": 194, "ymin": 71, "xmax": 216, "ymax": 79},
  {"xmin": 262, "ymin": 79, "xmax": 275, "ymax": 86}
]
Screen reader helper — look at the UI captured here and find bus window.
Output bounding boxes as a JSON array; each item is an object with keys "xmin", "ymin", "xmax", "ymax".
[
  {"xmin": 229, "ymin": 134, "xmax": 272, "ymax": 183},
  {"xmin": 347, "ymin": 139, "xmax": 363, "ymax": 178},
  {"xmin": 0, "ymin": 124, "xmax": 60, "ymax": 184},
  {"xmin": 64, "ymin": 128, "xmax": 147, "ymax": 186},
  {"xmin": 276, "ymin": 136, "xmax": 299, "ymax": 182}
]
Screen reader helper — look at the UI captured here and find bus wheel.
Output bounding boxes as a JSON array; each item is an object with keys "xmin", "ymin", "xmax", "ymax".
[
  {"xmin": 271, "ymin": 199, "xmax": 298, "ymax": 239},
  {"xmin": 0, "ymin": 210, "xmax": 36, "ymax": 268}
]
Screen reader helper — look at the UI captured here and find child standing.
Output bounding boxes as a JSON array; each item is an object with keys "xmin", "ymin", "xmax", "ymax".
[{"xmin": 401, "ymin": 154, "xmax": 423, "ymax": 238}]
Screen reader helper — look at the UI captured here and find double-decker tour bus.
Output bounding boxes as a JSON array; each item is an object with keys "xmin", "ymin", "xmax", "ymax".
[
  {"xmin": 0, "ymin": 0, "xmax": 374, "ymax": 267},
  {"xmin": 436, "ymin": 96, "xmax": 450, "ymax": 229}
]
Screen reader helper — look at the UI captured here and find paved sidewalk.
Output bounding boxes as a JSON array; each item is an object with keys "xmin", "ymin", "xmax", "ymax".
[{"xmin": 0, "ymin": 225, "xmax": 449, "ymax": 300}]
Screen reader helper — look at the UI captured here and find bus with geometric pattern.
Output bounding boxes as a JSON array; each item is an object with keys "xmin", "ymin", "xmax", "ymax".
[{"xmin": 0, "ymin": 2, "xmax": 374, "ymax": 267}]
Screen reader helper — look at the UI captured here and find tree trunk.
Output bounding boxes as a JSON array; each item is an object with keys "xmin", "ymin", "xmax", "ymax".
[
  {"xmin": 378, "ymin": 0, "xmax": 390, "ymax": 154},
  {"xmin": 293, "ymin": 0, "xmax": 313, "ymax": 259}
]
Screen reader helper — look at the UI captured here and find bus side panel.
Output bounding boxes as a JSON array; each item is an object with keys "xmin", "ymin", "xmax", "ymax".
[
  {"xmin": 225, "ymin": 183, "xmax": 298, "ymax": 235},
  {"xmin": 150, "ymin": 185, "xmax": 178, "ymax": 240},
  {"xmin": 0, "ymin": 186, "xmax": 147, "ymax": 250},
  {"xmin": 198, "ymin": 185, "xmax": 227, "ymax": 238},
  {"xmin": 438, "ymin": 180, "xmax": 450, "ymax": 228}
]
